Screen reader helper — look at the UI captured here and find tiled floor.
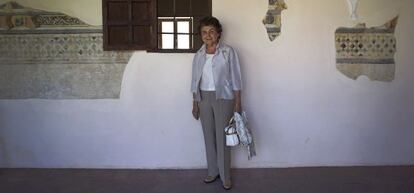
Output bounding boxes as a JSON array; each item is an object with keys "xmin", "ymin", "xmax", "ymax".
[{"xmin": 1, "ymin": 166, "xmax": 414, "ymax": 193}]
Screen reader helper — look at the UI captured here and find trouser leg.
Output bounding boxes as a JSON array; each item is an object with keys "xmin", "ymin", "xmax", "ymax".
[
  {"xmin": 213, "ymin": 99, "xmax": 234, "ymax": 182},
  {"xmin": 199, "ymin": 92, "xmax": 219, "ymax": 177}
]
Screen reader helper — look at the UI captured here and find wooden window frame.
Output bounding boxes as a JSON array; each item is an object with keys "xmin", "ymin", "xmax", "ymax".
[
  {"xmin": 150, "ymin": 0, "xmax": 212, "ymax": 53},
  {"xmin": 156, "ymin": 17, "xmax": 194, "ymax": 52}
]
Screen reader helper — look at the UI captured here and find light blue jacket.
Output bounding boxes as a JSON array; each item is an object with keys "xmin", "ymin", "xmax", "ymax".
[{"xmin": 191, "ymin": 42, "xmax": 242, "ymax": 102}]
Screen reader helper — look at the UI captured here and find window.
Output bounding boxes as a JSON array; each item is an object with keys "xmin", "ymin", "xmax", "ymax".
[
  {"xmin": 103, "ymin": 0, "xmax": 211, "ymax": 52},
  {"xmin": 158, "ymin": 17, "xmax": 192, "ymax": 50}
]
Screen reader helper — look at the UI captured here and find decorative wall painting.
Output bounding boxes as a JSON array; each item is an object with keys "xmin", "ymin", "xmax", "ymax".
[
  {"xmin": 0, "ymin": 2, "xmax": 132, "ymax": 99},
  {"xmin": 335, "ymin": 16, "xmax": 398, "ymax": 82},
  {"xmin": 262, "ymin": 0, "xmax": 287, "ymax": 41},
  {"xmin": 347, "ymin": 0, "xmax": 359, "ymax": 20}
]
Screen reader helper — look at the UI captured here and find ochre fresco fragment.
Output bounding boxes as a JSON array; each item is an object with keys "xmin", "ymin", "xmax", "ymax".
[
  {"xmin": 262, "ymin": 0, "xmax": 287, "ymax": 41},
  {"xmin": 347, "ymin": 0, "xmax": 359, "ymax": 20},
  {"xmin": 335, "ymin": 16, "xmax": 398, "ymax": 82}
]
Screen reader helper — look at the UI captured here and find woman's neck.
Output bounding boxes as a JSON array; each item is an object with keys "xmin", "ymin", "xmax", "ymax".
[{"xmin": 206, "ymin": 43, "xmax": 218, "ymax": 54}]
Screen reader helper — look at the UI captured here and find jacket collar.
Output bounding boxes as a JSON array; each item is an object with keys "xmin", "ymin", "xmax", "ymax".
[{"xmin": 198, "ymin": 41, "xmax": 223, "ymax": 54}]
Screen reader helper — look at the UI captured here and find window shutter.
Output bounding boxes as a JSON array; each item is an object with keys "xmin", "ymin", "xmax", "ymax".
[
  {"xmin": 103, "ymin": 0, "xmax": 156, "ymax": 50},
  {"xmin": 191, "ymin": 0, "xmax": 211, "ymax": 50},
  {"xmin": 191, "ymin": 0, "xmax": 211, "ymax": 16},
  {"xmin": 175, "ymin": 0, "xmax": 191, "ymax": 16},
  {"xmin": 158, "ymin": 0, "xmax": 174, "ymax": 17}
]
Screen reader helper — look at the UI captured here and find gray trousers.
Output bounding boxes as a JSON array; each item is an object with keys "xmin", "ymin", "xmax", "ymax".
[{"xmin": 199, "ymin": 91, "xmax": 234, "ymax": 182}]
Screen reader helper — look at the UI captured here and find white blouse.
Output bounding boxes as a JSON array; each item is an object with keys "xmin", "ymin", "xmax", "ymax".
[{"xmin": 200, "ymin": 54, "xmax": 216, "ymax": 91}]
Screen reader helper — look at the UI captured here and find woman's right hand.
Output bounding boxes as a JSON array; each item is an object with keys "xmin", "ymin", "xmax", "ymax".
[{"xmin": 192, "ymin": 101, "xmax": 200, "ymax": 120}]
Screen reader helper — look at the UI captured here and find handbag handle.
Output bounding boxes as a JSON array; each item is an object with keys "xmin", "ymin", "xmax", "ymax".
[
  {"xmin": 225, "ymin": 127, "xmax": 237, "ymax": 135},
  {"xmin": 228, "ymin": 116, "xmax": 235, "ymax": 125},
  {"xmin": 225, "ymin": 116, "xmax": 237, "ymax": 135}
]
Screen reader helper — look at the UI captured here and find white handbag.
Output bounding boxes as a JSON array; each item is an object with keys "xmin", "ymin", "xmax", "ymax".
[{"xmin": 224, "ymin": 117, "xmax": 239, "ymax": 146}]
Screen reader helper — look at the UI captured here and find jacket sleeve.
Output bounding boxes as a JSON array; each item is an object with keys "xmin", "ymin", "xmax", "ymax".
[
  {"xmin": 190, "ymin": 54, "xmax": 198, "ymax": 93},
  {"xmin": 229, "ymin": 47, "xmax": 242, "ymax": 91}
]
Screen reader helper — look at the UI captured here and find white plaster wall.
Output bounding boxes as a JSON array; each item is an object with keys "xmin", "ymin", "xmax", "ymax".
[{"xmin": 0, "ymin": 0, "xmax": 413, "ymax": 168}]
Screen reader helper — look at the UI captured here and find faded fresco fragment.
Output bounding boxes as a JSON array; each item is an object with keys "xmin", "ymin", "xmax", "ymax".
[
  {"xmin": 347, "ymin": 0, "xmax": 359, "ymax": 20},
  {"xmin": 335, "ymin": 16, "xmax": 398, "ymax": 82},
  {"xmin": 262, "ymin": 0, "xmax": 287, "ymax": 41},
  {"xmin": 0, "ymin": 1, "xmax": 132, "ymax": 99}
]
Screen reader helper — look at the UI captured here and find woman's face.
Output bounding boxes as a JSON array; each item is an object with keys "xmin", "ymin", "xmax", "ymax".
[{"xmin": 201, "ymin": 25, "xmax": 220, "ymax": 46}]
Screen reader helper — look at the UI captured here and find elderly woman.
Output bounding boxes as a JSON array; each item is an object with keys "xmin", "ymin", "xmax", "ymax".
[{"xmin": 191, "ymin": 16, "xmax": 242, "ymax": 190}]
